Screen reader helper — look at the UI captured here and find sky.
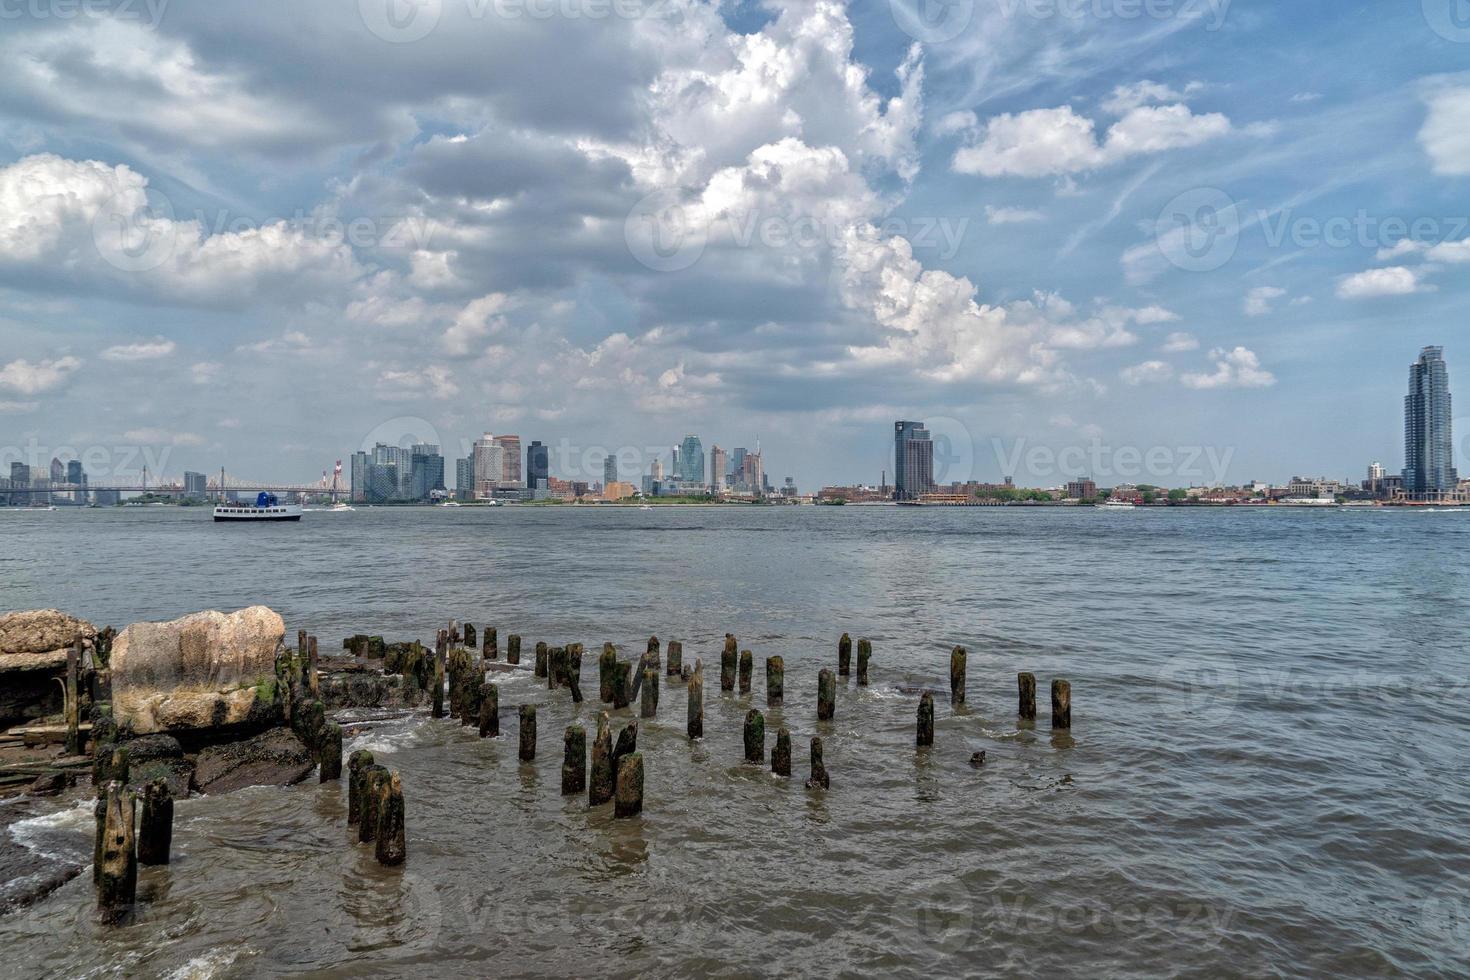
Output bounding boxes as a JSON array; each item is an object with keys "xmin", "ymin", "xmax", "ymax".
[{"xmin": 0, "ymin": 0, "xmax": 1467, "ymax": 491}]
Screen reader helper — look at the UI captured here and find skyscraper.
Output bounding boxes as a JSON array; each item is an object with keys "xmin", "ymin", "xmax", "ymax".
[
  {"xmin": 1403, "ymin": 346, "xmax": 1457, "ymax": 497},
  {"xmin": 184, "ymin": 471, "xmax": 207, "ymax": 497},
  {"xmin": 709, "ymin": 445, "xmax": 726, "ymax": 492},
  {"xmin": 494, "ymin": 435, "xmax": 522, "ymax": 486},
  {"xmin": 410, "ymin": 444, "xmax": 445, "ymax": 501},
  {"xmin": 894, "ymin": 420, "xmax": 935, "ymax": 501},
  {"xmin": 603, "ymin": 454, "xmax": 618, "ymax": 487},
  {"xmin": 679, "ymin": 434, "xmax": 704, "ymax": 484},
  {"xmin": 350, "ymin": 451, "xmax": 370, "ymax": 503},
  {"xmin": 455, "ymin": 457, "xmax": 473, "ymax": 501},
  {"xmin": 526, "ymin": 440, "xmax": 550, "ymax": 491},
  {"xmin": 471, "ymin": 434, "xmax": 504, "ymax": 499}
]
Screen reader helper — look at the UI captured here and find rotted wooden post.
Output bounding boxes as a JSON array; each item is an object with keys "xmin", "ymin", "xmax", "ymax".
[
  {"xmin": 600, "ymin": 643, "xmax": 617, "ymax": 702},
  {"xmin": 1051, "ymin": 679, "xmax": 1071, "ymax": 730},
  {"xmin": 950, "ymin": 646, "xmax": 967, "ymax": 705},
  {"xmin": 535, "ymin": 641, "xmax": 549, "ymax": 680},
  {"xmin": 484, "ymin": 627, "xmax": 498, "ymax": 661},
  {"xmin": 856, "ymin": 639, "xmax": 872, "ymax": 686},
  {"xmin": 307, "ymin": 635, "xmax": 320, "ymax": 699},
  {"xmin": 614, "ymin": 753, "xmax": 644, "ymax": 819},
  {"xmin": 805, "ymin": 736, "xmax": 829, "ymax": 789},
  {"xmin": 838, "ymin": 633, "xmax": 852, "ymax": 677},
  {"xmin": 817, "ymin": 668, "xmax": 835, "ymax": 721},
  {"xmin": 432, "ymin": 650, "xmax": 445, "ymax": 720},
  {"xmin": 464, "ymin": 623, "xmax": 476, "ymax": 650},
  {"xmin": 1018, "ymin": 672, "xmax": 1037, "ymax": 720},
  {"xmin": 66, "ymin": 640, "xmax": 80, "ymax": 756},
  {"xmin": 137, "ymin": 778, "xmax": 173, "ymax": 866},
  {"xmin": 721, "ymin": 634, "xmax": 738, "ymax": 692},
  {"xmin": 479, "ymin": 683, "xmax": 499, "ymax": 737},
  {"xmin": 612, "ymin": 661, "xmax": 632, "ymax": 710},
  {"xmin": 519, "ymin": 705, "xmax": 537, "ymax": 761},
  {"xmin": 646, "ymin": 636, "xmax": 660, "ymax": 673},
  {"xmin": 917, "ymin": 692, "xmax": 935, "ymax": 747},
  {"xmin": 96, "ymin": 781, "xmax": 137, "ymax": 923},
  {"xmin": 738, "ymin": 650, "xmax": 753, "ymax": 695},
  {"xmin": 640, "ymin": 668, "xmax": 659, "ymax": 719},
  {"xmin": 507, "ymin": 634, "xmax": 521, "ymax": 665},
  {"xmin": 612, "ymin": 720, "xmax": 638, "ymax": 776},
  {"xmin": 562, "ymin": 724, "xmax": 587, "ymax": 795},
  {"xmin": 771, "ymin": 727, "xmax": 791, "ymax": 776},
  {"xmin": 590, "ymin": 712, "xmax": 614, "ymax": 806},
  {"xmin": 666, "ymin": 640, "xmax": 682, "ymax": 677},
  {"xmin": 375, "ymin": 772, "xmax": 406, "ymax": 867},
  {"xmin": 358, "ymin": 765, "xmax": 390, "ymax": 843},
  {"xmin": 687, "ymin": 659, "xmax": 704, "ymax": 739},
  {"xmin": 348, "ymin": 749, "xmax": 375, "ymax": 823},
  {"xmin": 319, "ymin": 722, "xmax": 343, "ymax": 781},
  {"xmin": 766, "ymin": 656, "xmax": 784, "ymax": 707},
  {"xmin": 743, "ymin": 708, "xmax": 765, "ymax": 763}
]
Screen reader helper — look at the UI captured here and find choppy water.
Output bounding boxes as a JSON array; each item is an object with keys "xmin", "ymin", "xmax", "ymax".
[{"xmin": 1, "ymin": 505, "xmax": 1468, "ymax": 977}]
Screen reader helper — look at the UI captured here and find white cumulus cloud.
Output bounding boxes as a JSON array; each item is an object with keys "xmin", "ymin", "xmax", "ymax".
[{"xmin": 1182, "ymin": 347, "xmax": 1276, "ymax": 389}]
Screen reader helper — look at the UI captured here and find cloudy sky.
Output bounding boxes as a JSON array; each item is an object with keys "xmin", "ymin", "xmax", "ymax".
[{"xmin": 0, "ymin": 0, "xmax": 1466, "ymax": 489}]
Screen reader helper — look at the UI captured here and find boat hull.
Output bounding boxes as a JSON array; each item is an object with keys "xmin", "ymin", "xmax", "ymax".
[{"xmin": 213, "ymin": 504, "xmax": 303, "ymax": 522}]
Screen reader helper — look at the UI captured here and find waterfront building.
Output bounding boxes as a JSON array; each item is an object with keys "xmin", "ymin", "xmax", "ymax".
[
  {"xmin": 893, "ymin": 421, "xmax": 934, "ymax": 501},
  {"xmin": 709, "ymin": 445, "xmax": 726, "ymax": 492},
  {"xmin": 410, "ymin": 444, "xmax": 446, "ymax": 501},
  {"xmin": 651, "ymin": 458, "xmax": 664, "ymax": 482},
  {"xmin": 455, "ymin": 457, "xmax": 473, "ymax": 500},
  {"xmin": 741, "ymin": 450, "xmax": 764, "ymax": 496},
  {"xmin": 729, "ymin": 447, "xmax": 747, "ymax": 483},
  {"xmin": 1066, "ymin": 478, "xmax": 1098, "ymax": 500},
  {"xmin": 494, "ymin": 435, "xmax": 522, "ymax": 486},
  {"xmin": 604, "ymin": 480, "xmax": 636, "ymax": 501},
  {"xmin": 526, "ymin": 440, "xmax": 550, "ymax": 491},
  {"xmin": 350, "ymin": 452, "xmax": 370, "ymax": 503},
  {"xmin": 679, "ymin": 434, "xmax": 704, "ymax": 484},
  {"xmin": 471, "ymin": 434, "xmax": 504, "ymax": 499},
  {"xmin": 184, "ymin": 471, "xmax": 207, "ymax": 497},
  {"xmin": 1403, "ymin": 346, "xmax": 1457, "ymax": 497},
  {"xmin": 10, "ymin": 462, "xmax": 30, "ymax": 487},
  {"xmin": 603, "ymin": 454, "xmax": 618, "ymax": 487}
]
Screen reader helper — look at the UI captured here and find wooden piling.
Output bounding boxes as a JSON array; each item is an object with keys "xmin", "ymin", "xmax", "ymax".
[
  {"xmin": 640, "ymin": 668, "xmax": 659, "ymax": 719},
  {"xmin": 484, "ymin": 627, "xmax": 498, "ymax": 661},
  {"xmin": 817, "ymin": 668, "xmax": 835, "ymax": 721},
  {"xmin": 838, "ymin": 633, "xmax": 852, "ymax": 676},
  {"xmin": 721, "ymin": 634, "xmax": 737, "ymax": 691},
  {"xmin": 600, "ymin": 643, "xmax": 617, "ymax": 702},
  {"xmin": 65, "ymin": 640, "xmax": 80, "ymax": 756},
  {"xmin": 687, "ymin": 659, "xmax": 704, "ymax": 739},
  {"xmin": 917, "ymin": 692, "xmax": 934, "ymax": 747},
  {"xmin": 805, "ymin": 736, "xmax": 829, "ymax": 789},
  {"xmin": 766, "ymin": 656, "xmax": 784, "ymax": 707},
  {"xmin": 561, "ymin": 724, "xmax": 587, "ymax": 795},
  {"xmin": 857, "ymin": 638, "xmax": 872, "ymax": 686},
  {"xmin": 96, "ymin": 782, "xmax": 136, "ymax": 923},
  {"xmin": 614, "ymin": 753, "xmax": 644, "ymax": 819},
  {"xmin": 518, "ymin": 705, "xmax": 537, "ymax": 761},
  {"xmin": 611, "ymin": 661, "xmax": 632, "ymax": 709},
  {"xmin": 1018, "ymin": 672, "xmax": 1037, "ymax": 720},
  {"xmin": 479, "ymin": 684, "xmax": 499, "ymax": 737},
  {"xmin": 546, "ymin": 645, "xmax": 562, "ymax": 690},
  {"xmin": 507, "ymin": 634, "xmax": 521, "ymax": 665},
  {"xmin": 432, "ymin": 653, "xmax": 445, "ymax": 719},
  {"xmin": 464, "ymin": 623, "xmax": 476, "ymax": 649},
  {"xmin": 347, "ymin": 749, "xmax": 375, "ymax": 823},
  {"xmin": 739, "ymin": 650, "xmax": 753, "ymax": 694},
  {"xmin": 772, "ymin": 727, "xmax": 791, "ymax": 777},
  {"xmin": 535, "ymin": 641, "xmax": 549, "ymax": 679},
  {"xmin": 1051, "ymin": 679, "xmax": 1071, "ymax": 729},
  {"xmin": 666, "ymin": 640, "xmax": 682, "ymax": 677},
  {"xmin": 358, "ymin": 765, "xmax": 390, "ymax": 843},
  {"xmin": 374, "ymin": 772, "xmax": 406, "ymax": 867},
  {"xmin": 307, "ymin": 635, "xmax": 320, "ymax": 699},
  {"xmin": 950, "ymin": 646, "xmax": 967, "ymax": 705},
  {"xmin": 590, "ymin": 712, "xmax": 614, "ymax": 806},
  {"xmin": 646, "ymin": 636, "xmax": 660, "ymax": 672},
  {"xmin": 743, "ymin": 708, "xmax": 765, "ymax": 763},
  {"xmin": 137, "ymin": 778, "xmax": 172, "ymax": 866},
  {"xmin": 319, "ymin": 722, "xmax": 343, "ymax": 781},
  {"xmin": 612, "ymin": 720, "xmax": 638, "ymax": 776}
]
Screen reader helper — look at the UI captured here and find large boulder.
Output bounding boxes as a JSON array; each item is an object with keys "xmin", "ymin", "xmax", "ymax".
[
  {"xmin": 123, "ymin": 733, "xmax": 195, "ymax": 798},
  {"xmin": 0, "ymin": 610, "xmax": 98, "ymax": 728},
  {"xmin": 191, "ymin": 728, "xmax": 315, "ymax": 795},
  {"xmin": 0, "ymin": 609, "xmax": 97, "ymax": 658},
  {"xmin": 111, "ymin": 606, "xmax": 284, "ymax": 735}
]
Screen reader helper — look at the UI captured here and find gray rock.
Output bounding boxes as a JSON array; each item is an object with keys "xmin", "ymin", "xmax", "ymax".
[
  {"xmin": 0, "ymin": 609, "xmax": 96, "ymax": 657},
  {"xmin": 191, "ymin": 728, "xmax": 314, "ymax": 795}
]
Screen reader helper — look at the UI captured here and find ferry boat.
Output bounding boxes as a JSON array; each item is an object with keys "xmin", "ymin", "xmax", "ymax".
[
  {"xmin": 214, "ymin": 492, "xmax": 302, "ymax": 522},
  {"xmin": 1097, "ymin": 500, "xmax": 1136, "ymax": 510}
]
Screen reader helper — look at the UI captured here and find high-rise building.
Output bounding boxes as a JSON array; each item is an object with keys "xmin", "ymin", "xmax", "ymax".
[
  {"xmin": 50, "ymin": 458, "xmax": 64, "ymax": 485},
  {"xmin": 1403, "ymin": 346, "xmax": 1457, "ymax": 497},
  {"xmin": 894, "ymin": 420, "xmax": 935, "ymax": 501},
  {"xmin": 730, "ymin": 447, "xmax": 747, "ymax": 480},
  {"xmin": 679, "ymin": 434, "xmax": 704, "ymax": 484},
  {"xmin": 350, "ymin": 452, "xmax": 370, "ymax": 503},
  {"xmin": 471, "ymin": 434, "xmax": 504, "ymax": 499},
  {"xmin": 494, "ymin": 435, "xmax": 522, "ymax": 486},
  {"xmin": 603, "ymin": 454, "xmax": 618, "ymax": 487},
  {"xmin": 373, "ymin": 443, "xmax": 414, "ymax": 500},
  {"xmin": 66, "ymin": 460, "xmax": 83, "ymax": 486},
  {"xmin": 455, "ymin": 457, "xmax": 474, "ymax": 501},
  {"xmin": 526, "ymin": 441, "xmax": 550, "ymax": 491},
  {"xmin": 651, "ymin": 458, "xmax": 664, "ymax": 482},
  {"xmin": 741, "ymin": 451, "xmax": 763, "ymax": 495},
  {"xmin": 670, "ymin": 445, "xmax": 680, "ymax": 478},
  {"xmin": 184, "ymin": 471, "xmax": 207, "ymax": 497},
  {"xmin": 709, "ymin": 445, "xmax": 726, "ymax": 492},
  {"xmin": 10, "ymin": 462, "xmax": 30, "ymax": 487},
  {"xmin": 410, "ymin": 444, "xmax": 445, "ymax": 501},
  {"xmin": 1368, "ymin": 461, "xmax": 1385, "ymax": 482}
]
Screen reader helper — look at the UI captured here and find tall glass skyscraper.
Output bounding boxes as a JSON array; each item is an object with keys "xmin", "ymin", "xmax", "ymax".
[
  {"xmin": 526, "ymin": 441, "xmax": 550, "ymax": 491},
  {"xmin": 679, "ymin": 434, "xmax": 704, "ymax": 484},
  {"xmin": 1403, "ymin": 346, "xmax": 1457, "ymax": 497},
  {"xmin": 894, "ymin": 420, "xmax": 934, "ymax": 501}
]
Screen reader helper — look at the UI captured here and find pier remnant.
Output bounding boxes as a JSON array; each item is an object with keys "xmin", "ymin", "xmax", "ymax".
[
  {"xmin": 307, "ymin": 635, "xmax": 320, "ymax": 699},
  {"xmin": 96, "ymin": 782, "xmax": 137, "ymax": 923},
  {"xmin": 600, "ymin": 644, "xmax": 617, "ymax": 702},
  {"xmin": 640, "ymin": 668, "xmax": 659, "ymax": 719},
  {"xmin": 969, "ymin": 751, "xmax": 987, "ymax": 768},
  {"xmin": 666, "ymin": 640, "xmax": 682, "ymax": 677},
  {"xmin": 562, "ymin": 724, "xmax": 587, "ymax": 795},
  {"xmin": 838, "ymin": 633, "xmax": 852, "ymax": 677},
  {"xmin": 687, "ymin": 659, "xmax": 704, "ymax": 739},
  {"xmin": 319, "ymin": 723, "xmax": 343, "ymax": 781},
  {"xmin": 137, "ymin": 778, "xmax": 173, "ymax": 866},
  {"xmin": 507, "ymin": 634, "xmax": 521, "ymax": 665},
  {"xmin": 766, "ymin": 656, "xmax": 784, "ymax": 707},
  {"xmin": 857, "ymin": 639, "xmax": 872, "ymax": 686},
  {"xmin": 743, "ymin": 709, "xmax": 765, "ymax": 763},
  {"xmin": 535, "ymin": 641, "xmax": 549, "ymax": 680},
  {"xmin": 611, "ymin": 661, "xmax": 632, "ymax": 710},
  {"xmin": 1051, "ymin": 679, "xmax": 1071, "ymax": 729},
  {"xmin": 464, "ymin": 623, "xmax": 476, "ymax": 650},
  {"xmin": 612, "ymin": 720, "xmax": 638, "ymax": 776},
  {"xmin": 479, "ymin": 683, "xmax": 499, "ymax": 737},
  {"xmin": 772, "ymin": 727, "xmax": 791, "ymax": 776},
  {"xmin": 590, "ymin": 712, "xmax": 614, "ymax": 806},
  {"xmin": 375, "ymin": 772, "xmax": 406, "ymax": 866},
  {"xmin": 805, "ymin": 736, "xmax": 829, "ymax": 789},
  {"xmin": 358, "ymin": 765, "xmax": 390, "ymax": 843},
  {"xmin": 950, "ymin": 646, "xmax": 967, "ymax": 705},
  {"xmin": 484, "ymin": 627, "xmax": 498, "ymax": 661},
  {"xmin": 917, "ymin": 692, "xmax": 934, "ymax": 747},
  {"xmin": 614, "ymin": 753, "xmax": 644, "ymax": 818},
  {"xmin": 66, "ymin": 641, "xmax": 80, "ymax": 756},
  {"xmin": 739, "ymin": 650, "xmax": 753, "ymax": 694},
  {"xmin": 1018, "ymin": 672, "xmax": 1037, "ymax": 720},
  {"xmin": 519, "ymin": 705, "xmax": 537, "ymax": 761},
  {"xmin": 721, "ymin": 634, "xmax": 738, "ymax": 692},
  {"xmin": 348, "ymin": 750, "xmax": 375, "ymax": 823},
  {"xmin": 432, "ymin": 634, "xmax": 446, "ymax": 719},
  {"xmin": 646, "ymin": 636, "xmax": 660, "ymax": 672},
  {"xmin": 817, "ymin": 668, "xmax": 835, "ymax": 721}
]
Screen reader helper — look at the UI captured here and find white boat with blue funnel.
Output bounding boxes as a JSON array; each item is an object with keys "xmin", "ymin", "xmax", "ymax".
[{"xmin": 214, "ymin": 492, "xmax": 302, "ymax": 522}]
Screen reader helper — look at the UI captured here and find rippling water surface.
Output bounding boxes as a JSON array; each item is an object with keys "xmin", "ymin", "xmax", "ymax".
[{"xmin": 1, "ymin": 505, "xmax": 1468, "ymax": 977}]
